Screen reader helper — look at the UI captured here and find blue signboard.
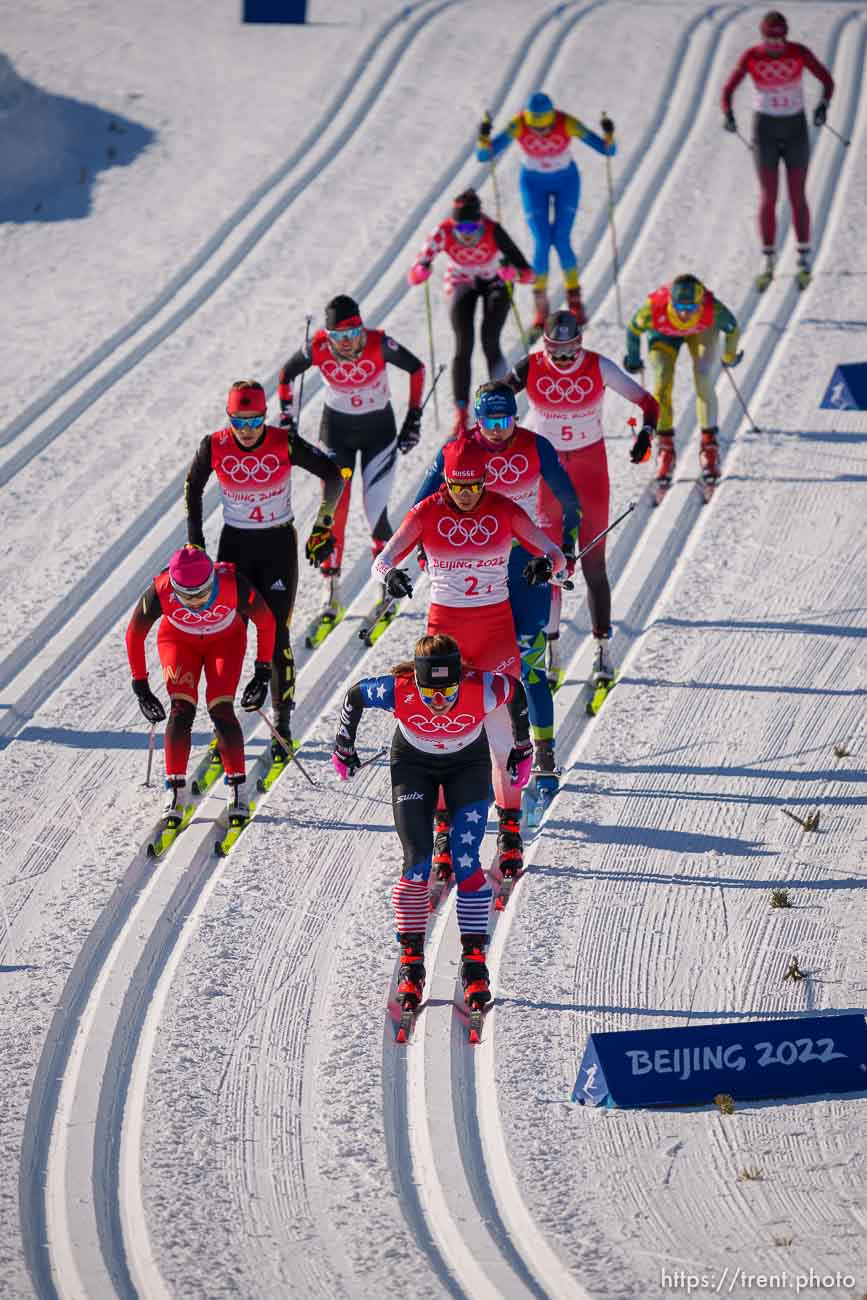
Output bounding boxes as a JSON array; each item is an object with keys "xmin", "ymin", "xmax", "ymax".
[
  {"xmin": 573, "ymin": 1014, "xmax": 867, "ymax": 1108},
  {"xmin": 820, "ymin": 363, "xmax": 867, "ymax": 410}
]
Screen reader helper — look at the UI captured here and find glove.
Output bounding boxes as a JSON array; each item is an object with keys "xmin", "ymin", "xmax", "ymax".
[
  {"xmin": 600, "ymin": 114, "xmax": 615, "ymax": 139},
  {"xmin": 722, "ymin": 349, "xmax": 744, "ymax": 369},
  {"xmin": 507, "ymin": 741, "xmax": 534, "ymax": 789},
  {"xmin": 132, "ymin": 678, "xmax": 166, "ymax": 724},
  {"xmin": 630, "ymin": 424, "xmax": 654, "ymax": 464},
  {"xmin": 240, "ymin": 660, "xmax": 271, "ymax": 711},
  {"xmin": 332, "ymin": 738, "xmax": 361, "ymax": 781},
  {"xmin": 416, "ymin": 544, "xmax": 427, "ymax": 571},
  {"xmin": 498, "ymin": 264, "xmax": 518, "ymax": 282},
  {"xmin": 478, "ymin": 117, "xmax": 492, "ymax": 139},
  {"xmin": 407, "ymin": 262, "xmax": 431, "ymax": 286},
  {"xmin": 623, "ymin": 354, "xmax": 644, "ymax": 374},
  {"xmin": 305, "ymin": 513, "xmax": 336, "ymax": 566},
  {"xmin": 384, "ymin": 568, "xmax": 413, "ymax": 599},
  {"xmin": 723, "ymin": 109, "xmax": 737, "ymax": 134},
  {"xmin": 522, "ymin": 555, "xmax": 553, "ymax": 586},
  {"xmin": 278, "ymin": 406, "xmax": 297, "ymax": 434},
  {"xmin": 813, "ymin": 100, "xmax": 827, "ymax": 127},
  {"xmin": 397, "ymin": 406, "xmax": 422, "ymax": 454}
]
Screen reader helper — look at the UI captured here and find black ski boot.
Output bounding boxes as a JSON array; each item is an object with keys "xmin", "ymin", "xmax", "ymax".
[
  {"xmin": 271, "ymin": 702, "xmax": 294, "ymax": 762},
  {"xmin": 432, "ymin": 811, "xmax": 452, "ymax": 882},
  {"xmin": 460, "ymin": 934, "xmax": 491, "ymax": 1008},
  {"xmin": 396, "ymin": 932, "xmax": 426, "ymax": 1008},
  {"xmin": 496, "ymin": 805, "xmax": 524, "ymax": 878}
]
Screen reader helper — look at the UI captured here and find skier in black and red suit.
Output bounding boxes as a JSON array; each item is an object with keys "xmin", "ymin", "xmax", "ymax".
[
  {"xmin": 184, "ymin": 379, "xmax": 344, "ymax": 762},
  {"xmin": 276, "ymin": 294, "xmax": 426, "ymax": 640}
]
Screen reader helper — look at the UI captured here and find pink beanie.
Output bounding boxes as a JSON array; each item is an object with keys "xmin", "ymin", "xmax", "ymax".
[{"xmin": 169, "ymin": 546, "xmax": 214, "ymax": 594}]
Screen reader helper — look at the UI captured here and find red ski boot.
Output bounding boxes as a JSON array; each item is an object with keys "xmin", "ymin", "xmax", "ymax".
[
  {"xmin": 460, "ymin": 935, "xmax": 491, "ymax": 1009},
  {"xmin": 653, "ymin": 432, "xmax": 676, "ymax": 504},
  {"xmin": 699, "ymin": 427, "xmax": 720, "ymax": 483},
  {"xmin": 396, "ymin": 933, "xmax": 426, "ymax": 1008},
  {"xmin": 430, "ymin": 812, "xmax": 453, "ymax": 908}
]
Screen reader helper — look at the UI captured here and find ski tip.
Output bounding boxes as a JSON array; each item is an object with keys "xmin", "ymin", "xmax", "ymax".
[
  {"xmin": 494, "ymin": 896, "xmax": 506, "ymax": 912},
  {"xmin": 146, "ymin": 843, "xmax": 157, "ymax": 859},
  {"xmin": 396, "ymin": 1026, "xmax": 407, "ymax": 1044},
  {"xmin": 468, "ymin": 1028, "xmax": 481, "ymax": 1045}
]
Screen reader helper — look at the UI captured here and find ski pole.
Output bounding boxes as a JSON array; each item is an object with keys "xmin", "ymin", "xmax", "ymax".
[
  {"xmin": 822, "ymin": 120, "xmax": 851, "ymax": 147},
  {"xmin": 142, "ymin": 723, "xmax": 156, "ymax": 788},
  {"xmin": 483, "ymin": 109, "xmax": 502, "ymax": 221},
  {"xmin": 255, "ymin": 709, "xmax": 318, "ymax": 787},
  {"xmin": 721, "ymin": 362, "xmax": 760, "ymax": 432},
  {"xmin": 600, "ymin": 111, "xmax": 623, "ymax": 328},
  {"xmin": 358, "ymin": 746, "xmax": 388, "ymax": 770},
  {"xmin": 295, "ymin": 314, "xmax": 313, "ymax": 436},
  {"xmin": 423, "ymin": 281, "xmax": 440, "ymax": 431},
  {"xmin": 420, "ymin": 363, "xmax": 446, "ymax": 414},
  {"xmin": 735, "ymin": 128, "xmax": 754, "ymax": 153},
  {"xmin": 576, "ymin": 500, "xmax": 637, "ymax": 561}
]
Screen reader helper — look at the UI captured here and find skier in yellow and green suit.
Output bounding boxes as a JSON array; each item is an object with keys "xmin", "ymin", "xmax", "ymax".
[{"xmin": 623, "ymin": 274, "xmax": 742, "ymax": 492}]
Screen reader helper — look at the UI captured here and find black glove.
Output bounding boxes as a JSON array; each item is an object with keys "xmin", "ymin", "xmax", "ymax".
[
  {"xmin": 722, "ymin": 350, "xmax": 744, "ymax": 369},
  {"xmin": 813, "ymin": 100, "xmax": 827, "ymax": 127},
  {"xmin": 600, "ymin": 114, "xmax": 615, "ymax": 137},
  {"xmin": 397, "ymin": 406, "xmax": 422, "ymax": 454},
  {"xmin": 385, "ymin": 568, "xmax": 413, "ymax": 599},
  {"xmin": 629, "ymin": 425, "xmax": 654, "ymax": 464},
  {"xmin": 623, "ymin": 354, "xmax": 644, "ymax": 374},
  {"xmin": 723, "ymin": 109, "xmax": 737, "ymax": 133},
  {"xmin": 522, "ymin": 555, "xmax": 553, "ymax": 586},
  {"xmin": 132, "ymin": 677, "xmax": 166, "ymax": 724},
  {"xmin": 240, "ymin": 660, "xmax": 272, "ymax": 711},
  {"xmin": 332, "ymin": 736, "xmax": 362, "ymax": 779},
  {"xmin": 278, "ymin": 404, "xmax": 297, "ymax": 434},
  {"xmin": 305, "ymin": 514, "xmax": 336, "ymax": 566},
  {"xmin": 478, "ymin": 117, "xmax": 492, "ymax": 139}
]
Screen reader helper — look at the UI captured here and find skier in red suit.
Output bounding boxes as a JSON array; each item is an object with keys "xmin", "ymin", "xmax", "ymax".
[
  {"xmin": 125, "ymin": 546, "xmax": 276, "ymax": 824},
  {"xmin": 721, "ymin": 9, "xmax": 834, "ymax": 289}
]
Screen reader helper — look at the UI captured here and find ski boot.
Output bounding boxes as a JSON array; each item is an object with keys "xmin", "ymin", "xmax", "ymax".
[
  {"xmin": 191, "ymin": 736, "xmax": 223, "ymax": 794},
  {"xmin": 359, "ymin": 580, "xmax": 399, "ymax": 646},
  {"xmin": 460, "ymin": 934, "xmax": 492, "ymax": 1010},
  {"xmin": 429, "ymin": 811, "xmax": 453, "ymax": 908},
  {"xmin": 525, "ymin": 739, "xmax": 559, "ymax": 828},
  {"xmin": 566, "ymin": 284, "xmax": 587, "ymax": 327},
  {"xmin": 225, "ymin": 775, "xmax": 251, "ymax": 826},
  {"xmin": 796, "ymin": 245, "xmax": 811, "ymax": 291},
  {"xmin": 587, "ymin": 635, "xmax": 616, "ymax": 716},
  {"xmin": 699, "ymin": 427, "xmax": 720, "ymax": 498},
  {"xmin": 545, "ymin": 631, "xmax": 564, "ymax": 693},
  {"xmin": 452, "ymin": 402, "xmax": 469, "ymax": 437},
  {"xmin": 528, "ymin": 285, "xmax": 550, "ymax": 343},
  {"xmin": 306, "ymin": 570, "xmax": 345, "ymax": 648},
  {"xmin": 396, "ymin": 932, "xmax": 426, "ymax": 1008},
  {"xmin": 495, "ymin": 805, "xmax": 523, "ymax": 909},
  {"xmin": 653, "ymin": 432, "xmax": 676, "ymax": 505},
  {"xmin": 756, "ymin": 249, "xmax": 775, "ymax": 293},
  {"xmin": 161, "ymin": 777, "xmax": 187, "ymax": 827}
]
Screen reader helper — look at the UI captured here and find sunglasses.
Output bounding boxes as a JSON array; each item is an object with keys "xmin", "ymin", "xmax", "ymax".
[
  {"xmin": 172, "ymin": 577, "xmax": 214, "ymax": 603},
  {"xmin": 478, "ymin": 414, "xmax": 513, "ymax": 430},
  {"xmin": 673, "ymin": 301, "xmax": 698, "ymax": 313},
  {"xmin": 446, "ymin": 478, "xmax": 485, "ymax": 493},
  {"xmin": 455, "ymin": 220, "xmax": 482, "ymax": 235},
  {"xmin": 418, "ymin": 682, "xmax": 459, "ymax": 703},
  {"xmin": 229, "ymin": 414, "xmax": 265, "ymax": 429},
  {"xmin": 327, "ymin": 325, "xmax": 364, "ymax": 340}
]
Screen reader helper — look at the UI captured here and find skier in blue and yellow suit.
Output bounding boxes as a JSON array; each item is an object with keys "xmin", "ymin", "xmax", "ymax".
[{"xmin": 476, "ymin": 92, "xmax": 615, "ymax": 332}]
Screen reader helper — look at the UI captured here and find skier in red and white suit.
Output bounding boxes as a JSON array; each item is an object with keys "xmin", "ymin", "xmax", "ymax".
[
  {"xmin": 125, "ymin": 547, "xmax": 276, "ymax": 820},
  {"xmin": 277, "ymin": 294, "xmax": 425, "ymax": 625},
  {"xmin": 372, "ymin": 438, "xmax": 564, "ymax": 874},
  {"xmin": 508, "ymin": 310, "xmax": 658, "ymax": 684}
]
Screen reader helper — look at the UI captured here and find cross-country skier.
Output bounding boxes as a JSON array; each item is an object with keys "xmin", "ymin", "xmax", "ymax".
[
  {"xmin": 721, "ymin": 10, "xmax": 834, "ymax": 291},
  {"xmin": 414, "ymin": 380, "xmax": 580, "ymax": 817},
  {"xmin": 276, "ymin": 295, "xmax": 425, "ymax": 644},
  {"xmin": 508, "ymin": 312, "xmax": 658, "ymax": 690},
  {"xmin": 372, "ymin": 437, "xmax": 565, "ymax": 885},
  {"xmin": 331, "ymin": 634, "xmax": 531, "ymax": 1018},
  {"xmin": 407, "ymin": 189, "xmax": 533, "ymax": 436},
  {"xmin": 184, "ymin": 380, "xmax": 343, "ymax": 773},
  {"xmin": 623, "ymin": 275, "xmax": 741, "ymax": 496},
  {"xmin": 476, "ymin": 93, "xmax": 616, "ymax": 330},
  {"xmin": 125, "ymin": 546, "xmax": 276, "ymax": 826}
]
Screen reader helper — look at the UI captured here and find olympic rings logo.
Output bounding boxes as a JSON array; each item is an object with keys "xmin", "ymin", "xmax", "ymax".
[
  {"xmin": 171, "ymin": 603, "xmax": 232, "ymax": 625},
  {"xmin": 409, "ymin": 712, "xmax": 477, "ymax": 733},
  {"xmin": 451, "ymin": 243, "xmax": 494, "ymax": 265},
  {"xmin": 220, "ymin": 453, "xmax": 281, "ymax": 484},
  {"xmin": 321, "ymin": 358, "xmax": 377, "ymax": 384},
  {"xmin": 536, "ymin": 375, "xmax": 595, "ymax": 403},
  {"xmin": 437, "ymin": 514, "xmax": 498, "ymax": 546},
  {"xmin": 754, "ymin": 58, "xmax": 799, "ymax": 81},
  {"xmin": 486, "ymin": 453, "xmax": 528, "ymax": 486},
  {"xmin": 524, "ymin": 132, "xmax": 568, "ymax": 153}
]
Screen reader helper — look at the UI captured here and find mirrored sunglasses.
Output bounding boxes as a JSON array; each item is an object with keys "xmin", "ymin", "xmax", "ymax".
[
  {"xmin": 455, "ymin": 220, "xmax": 482, "ymax": 235},
  {"xmin": 229, "ymin": 414, "xmax": 265, "ymax": 429},
  {"xmin": 418, "ymin": 682, "xmax": 460, "ymax": 703},
  {"xmin": 478, "ymin": 414, "xmax": 513, "ymax": 430},
  {"xmin": 446, "ymin": 478, "xmax": 485, "ymax": 493},
  {"xmin": 327, "ymin": 325, "xmax": 364, "ymax": 340}
]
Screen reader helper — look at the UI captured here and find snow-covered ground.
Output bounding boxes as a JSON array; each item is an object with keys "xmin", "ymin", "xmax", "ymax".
[{"xmin": 1, "ymin": 2, "xmax": 865, "ymax": 1298}]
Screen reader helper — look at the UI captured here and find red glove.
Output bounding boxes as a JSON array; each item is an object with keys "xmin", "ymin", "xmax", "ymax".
[
  {"xmin": 498, "ymin": 264, "xmax": 518, "ymax": 282},
  {"xmin": 408, "ymin": 262, "xmax": 431, "ymax": 286}
]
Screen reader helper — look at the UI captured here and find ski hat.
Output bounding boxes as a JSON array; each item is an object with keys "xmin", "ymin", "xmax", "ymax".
[
  {"xmin": 760, "ymin": 10, "xmax": 788, "ymax": 38},
  {"xmin": 443, "ymin": 436, "xmax": 488, "ymax": 483},
  {"xmin": 543, "ymin": 309, "xmax": 583, "ymax": 358},
  {"xmin": 226, "ymin": 380, "xmax": 266, "ymax": 415},
  {"xmin": 670, "ymin": 273, "xmax": 704, "ymax": 309},
  {"xmin": 414, "ymin": 634, "xmax": 462, "ymax": 690},
  {"xmin": 525, "ymin": 92, "xmax": 555, "ymax": 128},
  {"xmin": 169, "ymin": 546, "xmax": 214, "ymax": 598},
  {"xmin": 452, "ymin": 189, "xmax": 481, "ymax": 223},
  {"xmin": 474, "ymin": 380, "xmax": 517, "ymax": 422},
  {"xmin": 325, "ymin": 294, "xmax": 362, "ymax": 330}
]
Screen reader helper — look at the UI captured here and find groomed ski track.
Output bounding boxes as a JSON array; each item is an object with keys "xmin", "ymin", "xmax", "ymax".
[{"xmin": 2, "ymin": 3, "xmax": 864, "ymax": 1299}]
